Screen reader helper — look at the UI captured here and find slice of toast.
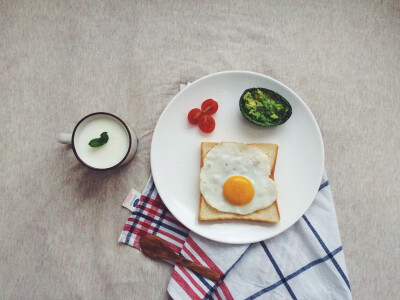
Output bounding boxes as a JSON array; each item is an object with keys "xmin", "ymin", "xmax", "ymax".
[{"xmin": 198, "ymin": 142, "xmax": 280, "ymax": 223}]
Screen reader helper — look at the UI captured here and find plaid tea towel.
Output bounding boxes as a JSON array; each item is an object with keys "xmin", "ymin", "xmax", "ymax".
[
  {"xmin": 119, "ymin": 172, "xmax": 351, "ymax": 299},
  {"xmin": 118, "ymin": 83, "xmax": 351, "ymax": 299}
]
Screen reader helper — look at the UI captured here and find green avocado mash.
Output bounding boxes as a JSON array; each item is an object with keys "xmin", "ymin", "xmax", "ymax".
[{"xmin": 239, "ymin": 88, "xmax": 292, "ymax": 126}]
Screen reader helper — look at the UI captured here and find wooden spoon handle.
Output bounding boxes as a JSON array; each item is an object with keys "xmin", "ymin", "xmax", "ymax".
[
  {"xmin": 175, "ymin": 256, "xmax": 222, "ymax": 282},
  {"xmin": 139, "ymin": 234, "xmax": 221, "ymax": 282}
]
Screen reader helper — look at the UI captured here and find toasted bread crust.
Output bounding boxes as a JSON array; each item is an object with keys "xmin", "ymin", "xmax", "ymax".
[{"xmin": 199, "ymin": 142, "xmax": 280, "ymax": 223}]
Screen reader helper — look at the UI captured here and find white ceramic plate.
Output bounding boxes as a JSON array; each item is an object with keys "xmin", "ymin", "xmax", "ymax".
[{"xmin": 151, "ymin": 71, "xmax": 324, "ymax": 244}]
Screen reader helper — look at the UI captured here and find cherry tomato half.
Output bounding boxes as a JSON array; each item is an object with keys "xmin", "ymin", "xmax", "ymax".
[
  {"xmin": 187, "ymin": 108, "xmax": 202, "ymax": 124},
  {"xmin": 201, "ymin": 99, "xmax": 218, "ymax": 115},
  {"xmin": 198, "ymin": 114, "xmax": 215, "ymax": 133}
]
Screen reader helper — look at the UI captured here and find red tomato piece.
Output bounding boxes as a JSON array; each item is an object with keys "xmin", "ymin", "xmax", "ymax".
[
  {"xmin": 201, "ymin": 99, "xmax": 218, "ymax": 115},
  {"xmin": 187, "ymin": 108, "xmax": 202, "ymax": 124},
  {"xmin": 198, "ymin": 114, "xmax": 215, "ymax": 133}
]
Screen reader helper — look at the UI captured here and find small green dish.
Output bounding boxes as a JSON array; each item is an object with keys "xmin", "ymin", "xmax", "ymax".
[{"xmin": 239, "ymin": 87, "xmax": 292, "ymax": 126}]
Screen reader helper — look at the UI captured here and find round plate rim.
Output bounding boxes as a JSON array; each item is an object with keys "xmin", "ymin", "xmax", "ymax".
[{"xmin": 150, "ymin": 70, "xmax": 325, "ymax": 244}]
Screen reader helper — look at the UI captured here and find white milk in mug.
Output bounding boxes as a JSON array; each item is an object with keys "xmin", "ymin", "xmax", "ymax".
[{"xmin": 58, "ymin": 112, "xmax": 138, "ymax": 170}]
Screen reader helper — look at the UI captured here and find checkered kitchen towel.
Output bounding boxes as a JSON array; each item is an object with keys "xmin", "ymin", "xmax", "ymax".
[{"xmin": 119, "ymin": 171, "xmax": 351, "ymax": 299}]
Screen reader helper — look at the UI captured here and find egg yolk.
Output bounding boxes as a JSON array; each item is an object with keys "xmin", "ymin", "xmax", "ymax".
[{"xmin": 223, "ymin": 176, "xmax": 254, "ymax": 206}]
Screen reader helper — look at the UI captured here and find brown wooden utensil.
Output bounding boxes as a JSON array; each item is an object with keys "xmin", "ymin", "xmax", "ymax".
[{"xmin": 139, "ymin": 234, "xmax": 222, "ymax": 282}]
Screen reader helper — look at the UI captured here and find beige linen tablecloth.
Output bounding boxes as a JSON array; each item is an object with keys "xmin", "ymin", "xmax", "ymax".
[{"xmin": 1, "ymin": 1, "xmax": 399, "ymax": 299}]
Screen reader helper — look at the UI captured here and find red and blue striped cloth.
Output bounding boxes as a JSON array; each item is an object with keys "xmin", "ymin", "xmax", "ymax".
[{"xmin": 119, "ymin": 171, "xmax": 351, "ymax": 299}]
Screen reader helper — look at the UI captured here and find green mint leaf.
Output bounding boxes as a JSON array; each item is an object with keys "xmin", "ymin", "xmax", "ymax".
[
  {"xmin": 88, "ymin": 139, "xmax": 102, "ymax": 147},
  {"xmin": 89, "ymin": 131, "xmax": 109, "ymax": 147},
  {"xmin": 99, "ymin": 132, "xmax": 109, "ymax": 143}
]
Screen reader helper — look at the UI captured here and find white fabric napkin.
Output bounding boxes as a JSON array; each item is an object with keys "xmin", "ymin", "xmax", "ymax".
[{"xmin": 167, "ymin": 172, "xmax": 351, "ymax": 299}]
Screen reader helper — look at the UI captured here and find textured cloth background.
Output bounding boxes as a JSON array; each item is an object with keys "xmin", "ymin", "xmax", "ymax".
[{"xmin": 0, "ymin": 1, "xmax": 399, "ymax": 299}]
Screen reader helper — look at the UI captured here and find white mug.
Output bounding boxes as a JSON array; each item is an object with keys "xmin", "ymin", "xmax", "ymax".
[{"xmin": 58, "ymin": 112, "xmax": 138, "ymax": 170}]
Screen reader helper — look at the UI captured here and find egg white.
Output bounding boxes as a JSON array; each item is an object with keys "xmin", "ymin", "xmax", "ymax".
[{"xmin": 200, "ymin": 142, "xmax": 278, "ymax": 215}]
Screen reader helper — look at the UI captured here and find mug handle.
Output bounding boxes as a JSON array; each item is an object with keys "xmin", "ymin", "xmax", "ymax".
[{"xmin": 57, "ymin": 133, "xmax": 72, "ymax": 144}]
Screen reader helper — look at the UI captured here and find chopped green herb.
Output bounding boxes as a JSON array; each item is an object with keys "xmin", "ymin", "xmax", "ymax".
[{"xmin": 89, "ymin": 132, "xmax": 109, "ymax": 147}]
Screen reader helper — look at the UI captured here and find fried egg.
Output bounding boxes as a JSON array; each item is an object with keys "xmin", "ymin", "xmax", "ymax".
[{"xmin": 200, "ymin": 142, "xmax": 278, "ymax": 215}]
